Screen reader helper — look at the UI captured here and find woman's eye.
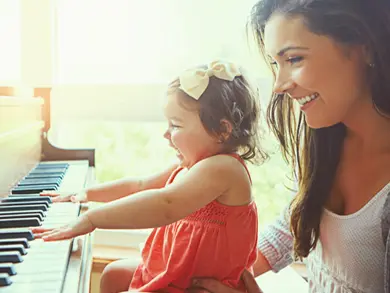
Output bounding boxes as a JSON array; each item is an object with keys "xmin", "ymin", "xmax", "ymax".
[{"xmin": 287, "ymin": 56, "xmax": 303, "ymax": 64}]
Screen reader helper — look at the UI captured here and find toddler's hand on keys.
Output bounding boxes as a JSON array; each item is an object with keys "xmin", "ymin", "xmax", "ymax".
[
  {"xmin": 190, "ymin": 270, "xmax": 263, "ymax": 293},
  {"xmin": 31, "ymin": 213, "xmax": 95, "ymax": 241},
  {"xmin": 40, "ymin": 190, "xmax": 87, "ymax": 203}
]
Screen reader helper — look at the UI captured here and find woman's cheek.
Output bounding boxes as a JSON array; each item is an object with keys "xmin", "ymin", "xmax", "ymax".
[{"xmin": 293, "ymin": 66, "xmax": 319, "ymax": 90}]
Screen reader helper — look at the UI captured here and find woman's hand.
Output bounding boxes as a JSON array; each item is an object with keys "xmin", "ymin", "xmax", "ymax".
[
  {"xmin": 31, "ymin": 213, "xmax": 95, "ymax": 241},
  {"xmin": 40, "ymin": 190, "xmax": 88, "ymax": 203},
  {"xmin": 190, "ymin": 270, "xmax": 263, "ymax": 293}
]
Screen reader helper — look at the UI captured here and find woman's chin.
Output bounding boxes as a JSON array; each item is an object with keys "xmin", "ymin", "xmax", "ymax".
[{"xmin": 305, "ymin": 116, "xmax": 341, "ymax": 129}]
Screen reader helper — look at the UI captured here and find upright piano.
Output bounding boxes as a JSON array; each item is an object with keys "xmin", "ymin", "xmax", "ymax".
[{"xmin": 0, "ymin": 88, "xmax": 95, "ymax": 293}]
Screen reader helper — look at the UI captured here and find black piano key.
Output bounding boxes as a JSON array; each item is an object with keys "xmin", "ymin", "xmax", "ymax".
[
  {"xmin": 0, "ymin": 238, "xmax": 29, "ymax": 249},
  {"xmin": 0, "ymin": 204, "xmax": 48, "ymax": 212},
  {"xmin": 0, "ymin": 230, "xmax": 34, "ymax": 241},
  {"xmin": 33, "ymin": 164, "xmax": 67, "ymax": 169},
  {"xmin": 0, "ymin": 273, "xmax": 12, "ymax": 286},
  {"xmin": 0, "ymin": 263, "xmax": 16, "ymax": 276},
  {"xmin": 1, "ymin": 196, "xmax": 52, "ymax": 204},
  {"xmin": 0, "ymin": 218, "xmax": 41, "ymax": 228},
  {"xmin": 17, "ymin": 181, "xmax": 60, "ymax": 187},
  {"xmin": 0, "ymin": 201, "xmax": 50, "ymax": 208},
  {"xmin": 29, "ymin": 169, "xmax": 66, "ymax": 175},
  {"xmin": 11, "ymin": 185, "xmax": 58, "ymax": 194},
  {"xmin": 27, "ymin": 174, "xmax": 64, "ymax": 179},
  {"xmin": 0, "ymin": 213, "xmax": 43, "ymax": 222},
  {"xmin": 17, "ymin": 177, "xmax": 61, "ymax": 184},
  {"xmin": 35, "ymin": 163, "xmax": 69, "ymax": 169},
  {"xmin": 0, "ymin": 244, "xmax": 27, "ymax": 255},
  {"xmin": 24, "ymin": 174, "xmax": 62, "ymax": 179},
  {"xmin": 0, "ymin": 210, "xmax": 45, "ymax": 218},
  {"xmin": 7, "ymin": 193, "xmax": 46, "ymax": 198},
  {"xmin": 34, "ymin": 162, "xmax": 67, "ymax": 168},
  {"xmin": 36, "ymin": 162, "xmax": 69, "ymax": 166},
  {"xmin": 0, "ymin": 251, "xmax": 23, "ymax": 263},
  {"xmin": 32, "ymin": 163, "xmax": 67, "ymax": 168}
]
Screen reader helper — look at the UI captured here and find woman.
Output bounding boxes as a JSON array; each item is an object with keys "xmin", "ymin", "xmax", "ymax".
[{"xmin": 192, "ymin": 0, "xmax": 390, "ymax": 292}]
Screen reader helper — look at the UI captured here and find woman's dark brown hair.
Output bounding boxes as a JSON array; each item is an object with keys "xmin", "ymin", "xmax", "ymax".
[
  {"xmin": 249, "ymin": 0, "xmax": 390, "ymax": 259},
  {"xmin": 168, "ymin": 65, "xmax": 268, "ymax": 164}
]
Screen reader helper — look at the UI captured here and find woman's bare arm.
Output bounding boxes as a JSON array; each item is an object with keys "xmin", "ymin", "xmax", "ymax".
[{"xmin": 253, "ymin": 251, "xmax": 272, "ymax": 277}]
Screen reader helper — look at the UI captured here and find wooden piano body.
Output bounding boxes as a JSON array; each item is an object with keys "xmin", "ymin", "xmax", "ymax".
[{"xmin": 0, "ymin": 89, "xmax": 95, "ymax": 293}]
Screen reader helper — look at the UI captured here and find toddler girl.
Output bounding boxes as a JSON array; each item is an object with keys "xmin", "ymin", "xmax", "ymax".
[{"xmin": 35, "ymin": 60, "xmax": 267, "ymax": 293}]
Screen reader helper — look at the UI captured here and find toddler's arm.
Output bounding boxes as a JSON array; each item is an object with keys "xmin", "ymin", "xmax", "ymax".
[
  {"xmin": 42, "ymin": 163, "xmax": 179, "ymax": 203},
  {"xmin": 86, "ymin": 155, "xmax": 239, "ymax": 229},
  {"xmin": 83, "ymin": 163, "xmax": 179, "ymax": 202}
]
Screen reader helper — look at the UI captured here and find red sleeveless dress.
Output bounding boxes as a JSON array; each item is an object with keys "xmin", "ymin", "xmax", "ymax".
[{"xmin": 129, "ymin": 154, "xmax": 258, "ymax": 292}]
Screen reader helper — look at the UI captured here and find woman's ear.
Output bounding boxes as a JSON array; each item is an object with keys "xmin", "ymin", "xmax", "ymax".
[
  {"xmin": 346, "ymin": 44, "xmax": 373, "ymax": 68},
  {"xmin": 217, "ymin": 119, "xmax": 233, "ymax": 143},
  {"xmin": 360, "ymin": 44, "xmax": 374, "ymax": 67}
]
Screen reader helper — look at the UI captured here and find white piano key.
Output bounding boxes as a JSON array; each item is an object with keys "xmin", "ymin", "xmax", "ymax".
[
  {"xmin": 0, "ymin": 280, "xmax": 63, "ymax": 293},
  {"xmin": 0, "ymin": 161, "xmax": 91, "ymax": 292}
]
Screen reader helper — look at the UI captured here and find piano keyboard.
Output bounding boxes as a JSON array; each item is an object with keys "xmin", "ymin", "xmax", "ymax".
[{"xmin": 0, "ymin": 160, "xmax": 90, "ymax": 292}]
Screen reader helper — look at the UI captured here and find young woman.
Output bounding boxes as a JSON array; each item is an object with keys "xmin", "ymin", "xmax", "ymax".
[{"xmin": 193, "ymin": 1, "xmax": 390, "ymax": 292}]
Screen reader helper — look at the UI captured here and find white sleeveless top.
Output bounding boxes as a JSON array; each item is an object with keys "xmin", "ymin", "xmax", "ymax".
[{"xmin": 306, "ymin": 183, "xmax": 390, "ymax": 293}]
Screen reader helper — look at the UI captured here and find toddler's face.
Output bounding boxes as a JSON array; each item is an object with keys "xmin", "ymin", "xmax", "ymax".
[{"xmin": 163, "ymin": 93, "xmax": 223, "ymax": 168}]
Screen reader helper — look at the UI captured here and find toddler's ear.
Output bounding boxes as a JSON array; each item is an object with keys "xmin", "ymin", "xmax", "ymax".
[{"xmin": 217, "ymin": 119, "xmax": 233, "ymax": 143}]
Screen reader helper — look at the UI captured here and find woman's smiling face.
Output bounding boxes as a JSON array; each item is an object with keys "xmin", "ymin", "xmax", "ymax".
[{"xmin": 264, "ymin": 13, "xmax": 370, "ymax": 129}]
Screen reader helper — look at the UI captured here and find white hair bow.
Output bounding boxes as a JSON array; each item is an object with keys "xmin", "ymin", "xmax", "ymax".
[{"xmin": 179, "ymin": 60, "xmax": 242, "ymax": 100}]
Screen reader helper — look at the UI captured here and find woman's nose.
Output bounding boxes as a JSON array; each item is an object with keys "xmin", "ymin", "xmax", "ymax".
[{"xmin": 273, "ymin": 70, "xmax": 295, "ymax": 94}]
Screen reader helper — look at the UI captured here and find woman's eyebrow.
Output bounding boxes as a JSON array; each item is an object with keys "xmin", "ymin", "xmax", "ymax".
[
  {"xmin": 277, "ymin": 46, "xmax": 309, "ymax": 56},
  {"xmin": 169, "ymin": 116, "xmax": 184, "ymax": 122}
]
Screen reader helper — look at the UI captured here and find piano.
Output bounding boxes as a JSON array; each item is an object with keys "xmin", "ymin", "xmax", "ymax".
[{"xmin": 0, "ymin": 88, "xmax": 95, "ymax": 293}]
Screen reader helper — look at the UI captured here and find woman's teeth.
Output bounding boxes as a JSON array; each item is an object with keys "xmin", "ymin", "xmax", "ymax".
[{"xmin": 296, "ymin": 93, "xmax": 319, "ymax": 105}]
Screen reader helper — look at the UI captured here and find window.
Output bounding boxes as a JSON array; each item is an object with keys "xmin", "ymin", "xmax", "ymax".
[
  {"xmin": 5, "ymin": 0, "xmax": 293, "ymax": 253},
  {"xmin": 0, "ymin": 0, "xmax": 21, "ymax": 84},
  {"xmin": 48, "ymin": 0, "xmax": 292, "ymax": 234},
  {"xmin": 54, "ymin": 0, "xmax": 267, "ymax": 84},
  {"xmin": 8, "ymin": 0, "xmax": 295, "ymax": 249},
  {"xmin": 50, "ymin": 0, "xmax": 271, "ymax": 122}
]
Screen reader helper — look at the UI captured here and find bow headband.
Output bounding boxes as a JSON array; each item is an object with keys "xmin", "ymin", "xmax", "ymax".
[{"xmin": 179, "ymin": 60, "xmax": 242, "ymax": 100}]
